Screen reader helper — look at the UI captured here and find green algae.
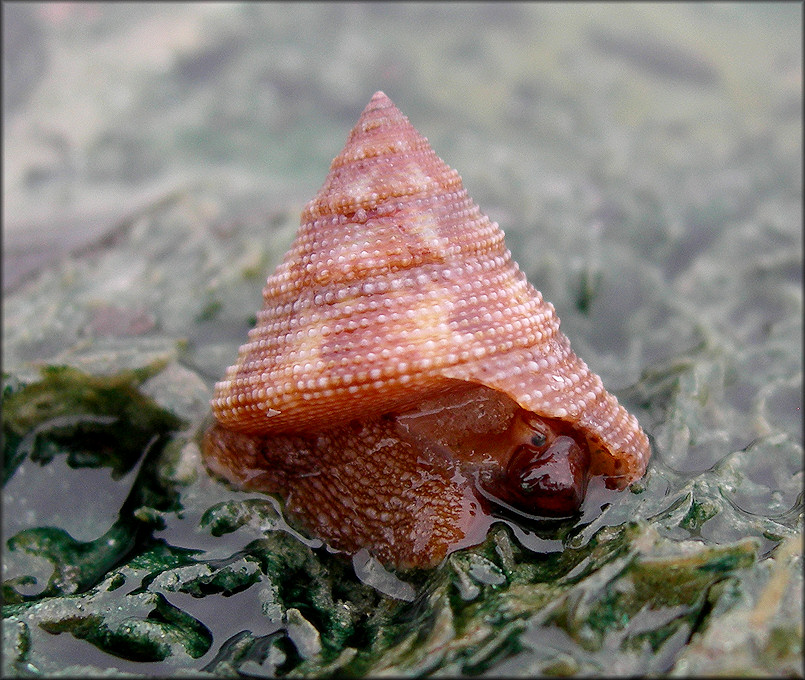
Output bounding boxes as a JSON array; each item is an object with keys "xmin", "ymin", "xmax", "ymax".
[
  {"xmin": 2, "ymin": 3, "xmax": 802, "ymax": 676},
  {"xmin": 3, "ymin": 365, "xmax": 183, "ymax": 485},
  {"xmin": 1, "ymin": 362, "xmax": 799, "ymax": 676},
  {"xmin": 2, "ymin": 366, "xmax": 190, "ymax": 615},
  {"xmin": 5, "ymin": 545, "xmax": 213, "ymax": 665},
  {"xmin": 1, "ymin": 319, "xmax": 799, "ymax": 677}
]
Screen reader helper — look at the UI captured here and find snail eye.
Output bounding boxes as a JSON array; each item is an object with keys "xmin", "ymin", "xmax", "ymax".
[
  {"xmin": 530, "ymin": 432, "xmax": 547, "ymax": 447},
  {"xmin": 523, "ymin": 413, "xmax": 550, "ymax": 447}
]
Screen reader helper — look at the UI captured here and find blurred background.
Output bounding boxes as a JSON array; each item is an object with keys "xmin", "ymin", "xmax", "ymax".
[
  {"xmin": 4, "ymin": 2, "xmax": 801, "ymax": 289},
  {"xmin": 3, "ymin": 4, "xmax": 802, "ymax": 675}
]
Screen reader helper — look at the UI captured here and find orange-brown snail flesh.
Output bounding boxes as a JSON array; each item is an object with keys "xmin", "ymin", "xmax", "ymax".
[
  {"xmin": 396, "ymin": 385, "xmax": 592, "ymax": 517},
  {"xmin": 203, "ymin": 92, "xmax": 651, "ymax": 569},
  {"xmin": 204, "ymin": 383, "xmax": 590, "ymax": 568}
]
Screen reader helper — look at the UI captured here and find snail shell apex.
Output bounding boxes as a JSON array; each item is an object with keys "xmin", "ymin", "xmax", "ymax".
[{"xmin": 211, "ymin": 91, "xmax": 650, "ymax": 487}]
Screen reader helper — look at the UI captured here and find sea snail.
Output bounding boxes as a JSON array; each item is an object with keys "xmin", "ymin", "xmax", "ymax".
[{"xmin": 203, "ymin": 91, "xmax": 650, "ymax": 569}]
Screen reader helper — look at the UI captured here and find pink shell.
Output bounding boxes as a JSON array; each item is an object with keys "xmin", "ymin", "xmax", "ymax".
[{"xmin": 211, "ymin": 91, "xmax": 649, "ymax": 487}]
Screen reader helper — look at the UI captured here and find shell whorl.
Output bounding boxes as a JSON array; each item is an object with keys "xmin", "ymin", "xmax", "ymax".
[{"xmin": 211, "ymin": 91, "xmax": 650, "ymax": 485}]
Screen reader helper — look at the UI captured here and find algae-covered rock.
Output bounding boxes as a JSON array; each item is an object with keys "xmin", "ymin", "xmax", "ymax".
[{"xmin": 2, "ymin": 3, "xmax": 802, "ymax": 677}]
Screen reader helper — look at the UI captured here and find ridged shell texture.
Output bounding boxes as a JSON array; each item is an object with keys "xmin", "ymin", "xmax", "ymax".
[{"xmin": 211, "ymin": 91, "xmax": 649, "ymax": 485}]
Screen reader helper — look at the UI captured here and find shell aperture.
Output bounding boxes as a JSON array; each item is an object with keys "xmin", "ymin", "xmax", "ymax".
[{"xmin": 203, "ymin": 91, "xmax": 650, "ymax": 568}]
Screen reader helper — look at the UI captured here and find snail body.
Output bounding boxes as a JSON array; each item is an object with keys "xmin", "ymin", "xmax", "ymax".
[{"xmin": 203, "ymin": 92, "xmax": 650, "ymax": 568}]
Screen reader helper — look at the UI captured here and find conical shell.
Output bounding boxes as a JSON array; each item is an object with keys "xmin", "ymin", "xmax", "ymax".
[{"xmin": 211, "ymin": 91, "xmax": 649, "ymax": 485}]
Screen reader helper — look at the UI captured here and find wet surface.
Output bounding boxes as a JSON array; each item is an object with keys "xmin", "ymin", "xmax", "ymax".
[{"xmin": 3, "ymin": 3, "xmax": 802, "ymax": 677}]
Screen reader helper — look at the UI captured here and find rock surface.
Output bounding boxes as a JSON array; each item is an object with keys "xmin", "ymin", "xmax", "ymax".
[{"xmin": 3, "ymin": 4, "xmax": 801, "ymax": 676}]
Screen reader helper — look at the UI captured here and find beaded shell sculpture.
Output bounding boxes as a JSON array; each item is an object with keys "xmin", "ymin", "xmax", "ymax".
[{"xmin": 203, "ymin": 91, "xmax": 650, "ymax": 568}]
